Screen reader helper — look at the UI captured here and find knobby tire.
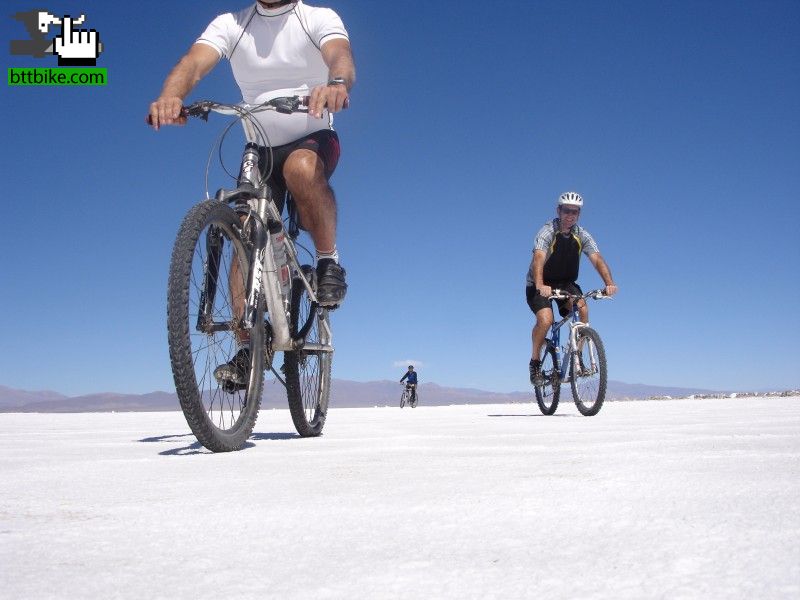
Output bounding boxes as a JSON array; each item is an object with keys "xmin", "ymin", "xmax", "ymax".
[
  {"xmin": 284, "ymin": 271, "xmax": 332, "ymax": 436},
  {"xmin": 167, "ymin": 200, "xmax": 264, "ymax": 452},
  {"xmin": 535, "ymin": 344, "xmax": 561, "ymax": 415},
  {"xmin": 570, "ymin": 327, "xmax": 607, "ymax": 416}
]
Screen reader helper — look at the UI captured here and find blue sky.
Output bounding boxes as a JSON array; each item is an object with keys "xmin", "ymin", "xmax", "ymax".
[{"xmin": 1, "ymin": 0, "xmax": 798, "ymax": 396}]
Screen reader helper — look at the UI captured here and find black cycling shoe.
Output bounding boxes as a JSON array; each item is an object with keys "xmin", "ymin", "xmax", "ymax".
[
  {"xmin": 529, "ymin": 359, "xmax": 543, "ymax": 386},
  {"xmin": 214, "ymin": 347, "xmax": 251, "ymax": 393},
  {"xmin": 316, "ymin": 258, "xmax": 347, "ymax": 308}
]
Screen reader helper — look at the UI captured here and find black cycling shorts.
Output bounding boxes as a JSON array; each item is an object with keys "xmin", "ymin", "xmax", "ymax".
[
  {"xmin": 257, "ymin": 129, "xmax": 340, "ymax": 212},
  {"xmin": 526, "ymin": 281, "xmax": 583, "ymax": 317}
]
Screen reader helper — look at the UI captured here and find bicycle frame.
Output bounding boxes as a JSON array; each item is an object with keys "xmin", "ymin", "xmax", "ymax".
[
  {"xmin": 548, "ymin": 311, "xmax": 589, "ymax": 384},
  {"xmin": 400, "ymin": 383, "xmax": 416, "ymax": 406},
  {"xmin": 167, "ymin": 95, "xmax": 338, "ymax": 449},
  {"xmin": 240, "ymin": 170, "xmax": 334, "ymax": 355},
  {"xmin": 544, "ymin": 290, "xmax": 607, "ymax": 384},
  {"xmin": 193, "ymin": 98, "xmax": 333, "ymax": 356}
]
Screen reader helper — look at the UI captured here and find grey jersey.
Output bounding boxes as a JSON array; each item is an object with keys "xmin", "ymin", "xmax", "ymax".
[{"xmin": 526, "ymin": 219, "xmax": 599, "ymax": 286}]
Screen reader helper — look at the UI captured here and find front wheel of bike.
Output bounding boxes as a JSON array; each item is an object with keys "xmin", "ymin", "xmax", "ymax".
[
  {"xmin": 167, "ymin": 200, "xmax": 264, "ymax": 452},
  {"xmin": 534, "ymin": 345, "xmax": 561, "ymax": 415},
  {"xmin": 400, "ymin": 389, "xmax": 407, "ymax": 409},
  {"xmin": 284, "ymin": 269, "xmax": 332, "ymax": 436},
  {"xmin": 570, "ymin": 327, "xmax": 607, "ymax": 416}
]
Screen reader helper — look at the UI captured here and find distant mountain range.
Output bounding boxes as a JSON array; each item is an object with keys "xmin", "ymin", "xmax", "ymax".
[{"xmin": 0, "ymin": 379, "xmax": 727, "ymax": 413}]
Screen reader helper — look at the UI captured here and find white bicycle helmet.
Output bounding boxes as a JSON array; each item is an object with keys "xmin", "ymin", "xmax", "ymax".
[{"xmin": 558, "ymin": 191, "xmax": 584, "ymax": 207}]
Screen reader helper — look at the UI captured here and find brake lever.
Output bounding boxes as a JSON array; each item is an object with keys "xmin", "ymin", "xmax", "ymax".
[
  {"xmin": 184, "ymin": 103, "xmax": 211, "ymax": 121},
  {"xmin": 271, "ymin": 96, "xmax": 299, "ymax": 114}
]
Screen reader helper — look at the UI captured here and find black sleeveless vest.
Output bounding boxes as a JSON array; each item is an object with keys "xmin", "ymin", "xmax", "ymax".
[{"xmin": 543, "ymin": 227, "xmax": 582, "ymax": 283}]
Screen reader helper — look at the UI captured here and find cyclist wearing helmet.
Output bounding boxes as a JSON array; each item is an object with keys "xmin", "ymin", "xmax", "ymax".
[
  {"xmin": 400, "ymin": 365, "xmax": 418, "ymax": 403},
  {"xmin": 526, "ymin": 192, "xmax": 618, "ymax": 385}
]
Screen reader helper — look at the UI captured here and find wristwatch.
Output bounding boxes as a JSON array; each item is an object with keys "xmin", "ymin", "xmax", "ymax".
[{"xmin": 327, "ymin": 77, "xmax": 347, "ymax": 87}]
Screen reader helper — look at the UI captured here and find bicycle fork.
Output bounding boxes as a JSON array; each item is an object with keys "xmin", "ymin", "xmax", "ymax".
[
  {"xmin": 563, "ymin": 322, "xmax": 595, "ymax": 380},
  {"xmin": 550, "ymin": 321, "xmax": 585, "ymax": 383},
  {"xmin": 242, "ymin": 213, "xmax": 267, "ymax": 331},
  {"xmin": 196, "ymin": 226, "xmax": 223, "ymax": 334},
  {"xmin": 239, "ymin": 197, "xmax": 293, "ymax": 350}
]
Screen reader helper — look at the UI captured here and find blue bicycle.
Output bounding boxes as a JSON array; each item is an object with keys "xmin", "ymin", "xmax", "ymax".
[{"xmin": 534, "ymin": 289, "xmax": 610, "ymax": 416}]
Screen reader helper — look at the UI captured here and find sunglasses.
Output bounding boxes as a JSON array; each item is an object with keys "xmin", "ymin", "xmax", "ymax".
[{"xmin": 560, "ymin": 207, "xmax": 580, "ymax": 216}]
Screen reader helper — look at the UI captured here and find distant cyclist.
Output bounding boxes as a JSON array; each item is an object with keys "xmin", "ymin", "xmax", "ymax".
[
  {"xmin": 526, "ymin": 192, "xmax": 618, "ymax": 385},
  {"xmin": 400, "ymin": 365, "xmax": 418, "ymax": 403}
]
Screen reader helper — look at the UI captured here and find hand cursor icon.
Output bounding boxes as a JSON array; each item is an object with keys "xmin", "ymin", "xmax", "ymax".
[{"xmin": 53, "ymin": 15, "xmax": 103, "ymax": 66}]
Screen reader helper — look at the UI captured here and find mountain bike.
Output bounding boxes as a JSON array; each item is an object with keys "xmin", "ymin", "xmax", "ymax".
[
  {"xmin": 165, "ymin": 96, "xmax": 333, "ymax": 452},
  {"xmin": 533, "ymin": 289, "xmax": 610, "ymax": 416},
  {"xmin": 400, "ymin": 384, "xmax": 418, "ymax": 408}
]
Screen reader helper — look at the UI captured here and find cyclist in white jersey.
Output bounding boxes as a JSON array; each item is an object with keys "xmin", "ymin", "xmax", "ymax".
[{"xmin": 148, "ymin": 0, "xmax": 355, "ymax": 308}]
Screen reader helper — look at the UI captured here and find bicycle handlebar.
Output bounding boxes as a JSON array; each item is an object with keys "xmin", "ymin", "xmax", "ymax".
[
  {"xmin": 549, "ymin": 289, "xmax": 611, "ymax": 301},
  {"xmin": 146, "ymin": 96, "xmax": 310, "ymax": 126},
  {"xmin": 187, "ymin": 96, "xmax": 310, "ymax": 119}
]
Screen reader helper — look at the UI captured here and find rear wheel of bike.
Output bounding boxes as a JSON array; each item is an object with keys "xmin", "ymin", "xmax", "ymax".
[
  {"xmin": 167, "ymin": 200, "xmax": 264, "ymax": 452},
  {"xmin": 284, "ymin": 269, "xmax": 332, "ymax": 436},
  {"xmin": 570, "ymin": 327, "xmax": 607, "ymax": 416},
  {"xmin": 535, "ymin": 345, "xmax": 561, "ymax": 415},
  {"xmin": 410, "ymin": 390, "xmax": 418, "ymax": 408}
]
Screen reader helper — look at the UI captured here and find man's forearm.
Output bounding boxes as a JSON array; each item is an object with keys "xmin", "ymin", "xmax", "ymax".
[
  {"xmin": 160, "ymin": 57, "xmax": 203, "ymax": 99},
  {"xmin": 532, "ymin": 252, "xmax": 545, "ymax": 287},
  {"xmin": 594, "ymin": 257, "xmax": 614, "ymax": 285},
  {"xmin": 325, "ymin": 45, "xmax": 356, "ymax": 91}
]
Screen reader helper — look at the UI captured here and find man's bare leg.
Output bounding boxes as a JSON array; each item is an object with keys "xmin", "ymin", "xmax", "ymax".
[
  {"xmin": 532, "ymin": 307, "xmax": 554, "ymax": 362},
  {"xmin": 530, "ymin": 307, "xmax": 553, "ymax": 384},
  {"xmin": 283, "ymin": 149, "xmax": 337, "ymax": 254},
  {"xmin": 283, "ymin": 148, "xmax": 347, "ymax": 306}
]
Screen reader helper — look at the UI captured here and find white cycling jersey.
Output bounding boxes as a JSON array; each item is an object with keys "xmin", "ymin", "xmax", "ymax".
[{"xmin": 197, "ymin": 1, "xmax": 349, "ymax": 146}]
